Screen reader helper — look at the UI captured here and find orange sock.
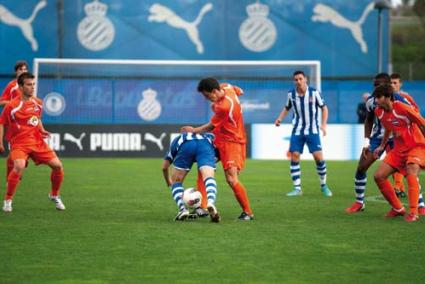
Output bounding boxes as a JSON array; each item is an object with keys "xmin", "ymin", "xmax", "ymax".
[
  {"xmin": 6, "ymin": 157, "xmax": 13, "ymax": 180},
  {"xmin": 406, "ymin": 174, "xmax": 420, "ymax": 215},
  {"xmin": 232, "ymin": 182, "xmax": 253, "ymax": 215},
  {"xmin": 50, "ymin": 169, "xmax": 64, "ymax": 196},
  {"xmin": 5, "ymin": 171, "xmax": 21, "ymax": 200},
  {"xmin": 393, "ymin": 172, "xmax": 405, "ymax": 192},
  {"xmin": 376, "ymin": 179, "xmax": 403, "ymax": 210},
  {"xmin": 196, "ymin": 172, "xmax": 207, "ymax": 208}
]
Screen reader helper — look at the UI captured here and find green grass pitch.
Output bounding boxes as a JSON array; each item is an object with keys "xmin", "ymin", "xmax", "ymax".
[{"xmin": 0, "ymin": 158, "xmax": 424, "ymax": 283}]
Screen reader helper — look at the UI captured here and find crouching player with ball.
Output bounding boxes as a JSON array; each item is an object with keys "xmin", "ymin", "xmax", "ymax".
[{"xmin": 162, "ymin": 132, "xmax": 220, "ymax": 222}]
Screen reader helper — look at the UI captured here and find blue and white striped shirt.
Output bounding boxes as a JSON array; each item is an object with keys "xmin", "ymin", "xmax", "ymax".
[{"xmin": 285, "ymin": 86, "xmax": 325, "ymax": 135}]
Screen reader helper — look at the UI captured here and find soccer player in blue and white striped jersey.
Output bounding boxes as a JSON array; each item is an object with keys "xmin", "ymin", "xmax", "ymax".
[
  {"xmin": 162, "ymin": 132, "xmax": 220, "ymax": 222},
  {"xmin": 275, "ymin": 70, "xmax": 332, "ymax": 197}
]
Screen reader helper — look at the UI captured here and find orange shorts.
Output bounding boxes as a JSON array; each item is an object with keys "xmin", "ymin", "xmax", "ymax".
[
  {"xmin": 384, "ymin": 146, "xmax": 425, "ymax": 175},
  {"xmin": 216, "ymin": 141, "xmax": 246, "ymax": 171},
  {"xmin": 10, "ymin": 141, "xmax": 58, "ymax": 165}
]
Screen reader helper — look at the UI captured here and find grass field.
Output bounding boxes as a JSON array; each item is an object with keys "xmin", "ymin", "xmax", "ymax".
[{"xmin": 1, "ymin": 158, "xmax": 424, "ymax": 283}]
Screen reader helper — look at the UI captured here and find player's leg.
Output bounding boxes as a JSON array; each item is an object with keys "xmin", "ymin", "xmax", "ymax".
[
  {"xmin": 3, "ymin": 157, "xmax": 27, "ymax": 212},
  {"xmin": 404, "ymin": 148, "xmax": 425, "ymax": 222},
  {"xmin": 199, "ymin": 166, "xmax": 219, "ymax": 222},
  {"xmin": 346, "ymin": 144, "xmax": 379, "ymax": 213},
  {"xmin": 170, "ymin": 168, "xmax": 190, "ymax": 220},
  {"xmin": 374, "ymin": 159, "xmax": 405, "ymax": 217},
  {"xmin": 308, "ymin": 134, "xmax": 332, "ymax": 197},
  {"xmin": 219, "ymin": 142, "xmax": 253, "ymax": 220},
  {"xmin": 196, "ymin": 172, "xmax": 207, "ymax": 209},
  {"xmin": 393, "ymin": 172, "xmax": 406, "ymax": 197},
  {"xmin": 404, "ymin": 163, "xmax": 420, "ymax": 222},
  {"xmin": 287, "ymin": 134, "xmax": 303, "ymax": 196}
]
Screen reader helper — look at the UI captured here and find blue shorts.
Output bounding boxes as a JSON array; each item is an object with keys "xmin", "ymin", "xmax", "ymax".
[
  {"xmin": 173, "ymin": 140, "xmax": 216, "ymax": 171},
  {"xmin": 289, "ymin": 133, "xmax": 322, "ymax": 154},
  {"xmin": 370, "ymin": 137, "xmax": 394, "ymax": 157}
]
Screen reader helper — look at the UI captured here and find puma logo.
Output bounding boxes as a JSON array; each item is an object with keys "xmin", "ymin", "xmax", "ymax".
[
  {"xmin": 148, "ymin": 3, "xmax": 213, "ymax": 54},
  {"xmin": 64, "ymin": 133, "xmax": 86, "ymax": 150},
  {"xmin": 0, "ymin": 0, "xmax": 46, "ymax": 51},
  {"xmin": 312, "ymin": 2, "xmax": 374, "ymax": 53},
  {"xmin": 144, "ymin": 132, "xmax": 166, "ymax": 150}
]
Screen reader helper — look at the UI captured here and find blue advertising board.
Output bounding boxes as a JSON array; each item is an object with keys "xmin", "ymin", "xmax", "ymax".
[{"xmin": 0, "ymin": 0, "xmax": 388, "ymax": 78}]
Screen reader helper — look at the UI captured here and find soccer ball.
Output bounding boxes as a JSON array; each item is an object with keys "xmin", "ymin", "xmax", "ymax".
[{"xmin": 182, "ymin": 188, "xmax": 202, "ymax": 208}]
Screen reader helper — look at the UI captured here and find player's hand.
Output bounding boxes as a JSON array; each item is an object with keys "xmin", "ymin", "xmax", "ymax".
[
  {"xmin": 275, "ymin": 119, "xmax": 281, "ymax": 126},
  {"xmin": 180, "ymin": 126, "xmax": 194, "ymax": 133},
  {"xmin": 361, "ymin": 146, "xmax": 370, "ymax": 159},
  {"xmin": 373, "ymin": 146, "xmax": 384, "ymax": 159},
  {"xmin": 0, "ymin": 144, "xmax": 5, "ymax": 153},
  {"xmin": 320, "ymin": 125, "xmax": 327, "ymax": 136},
  {"xmin": 40, "ymin": 130, "xmax": 51, "ymax": 138}
]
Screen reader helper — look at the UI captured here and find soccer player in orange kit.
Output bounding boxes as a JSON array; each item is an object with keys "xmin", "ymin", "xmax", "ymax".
[
  {"xmin": 372, "ymin": 83, "xmax": 425, "ymax": 222},
  {"xmin": 0, "ymin": 72, "xmax": 65, "ymax": 212},
  {"xmin": 181, "ymin": 77, "xmax": 254, "ymax": 220},
  {"xmin": 1, "ymin": 61, "xmax": 29, "ymax": 180},
  {"xmin": 390, "ymin": 73, "xmax": 419, "ymax": 198}
]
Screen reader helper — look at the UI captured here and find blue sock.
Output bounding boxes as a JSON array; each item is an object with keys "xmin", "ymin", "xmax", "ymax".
[
  {"xmin": 354, "ymin": 171, "xmax": 367, "ymax": 204},
  {"xmin": 290, "ymin": 161, "xmax": 301, "ymax": 191}
]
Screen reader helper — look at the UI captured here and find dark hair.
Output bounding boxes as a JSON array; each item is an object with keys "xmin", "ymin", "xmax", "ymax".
[
  {"xmin": 14, "ymin": 61, "xmax": 28, "ymax": 72},
  {"xmin": 390, "ymin": 73, "xmax": 402, "ymax": 81},
  {"xmin": 293, "ymin": 70, "xmax": 305, "ymax": 77},
  {"xmin": 372, "ymin": 83, "xmax": 393, "ymax": 100},
  {"xmin": 373, "ymin": 72, "xmax": 390, "ymax": 87},
  {"xmin": 197, "ymin": 77, "xmax": 220, "ymax": 93},
  {"xmin": 17, "ymin": 72, "xmax": 35, "ymax": 86}
]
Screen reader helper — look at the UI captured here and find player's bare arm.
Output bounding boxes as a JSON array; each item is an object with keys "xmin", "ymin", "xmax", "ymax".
[
  {"xmin": 320, "ymin": 105, "xmax": 328, "ymax": 136},
  {"xmin": 275, "ymin": 107, "xmax": 289, "ymax": 126},
  {"xmin": 161, "ymin": 160, "xmax": 172, "ymax": 187},
  {"xmin": 373, "ymin": 128, "xmax": 391, "ymax": 159},
  {"xmin": 0, "ymin": 124, "xmax": 4, "ymax": 152},
  {"xmin": 181, "ymin": 122, "xmax": 214, "ymax": 134}
]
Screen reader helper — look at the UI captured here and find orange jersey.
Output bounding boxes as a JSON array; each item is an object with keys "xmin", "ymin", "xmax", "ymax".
[
  {"xmin": 375, "ymin": 101, "xmax": 425, "ymax": 153},
  {"xmin": 210, "ymin": 83, "xmax": 246, "ymax": 144},
  {"xmin": 399, "ymin": 91, "xmax": 419, "ymax": 112},
  {"xmin": 1, "ymin": 79, "xmax": 21, "ymax": 102},
  {"xmin": 0, "ymin": 96, "xmax": 44, "ymax": 146}
]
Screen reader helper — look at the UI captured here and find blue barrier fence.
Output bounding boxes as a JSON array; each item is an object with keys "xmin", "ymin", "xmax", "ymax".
[{"xmin": 1, "ymin": 78, "xmax": 424, "ymax": 124}]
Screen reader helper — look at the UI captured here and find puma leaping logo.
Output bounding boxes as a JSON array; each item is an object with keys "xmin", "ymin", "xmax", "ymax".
[
  {"xmin": 148, "ymin": 3, "xmax": 213, "ymax": 54},
  {"xmin": 0, "ymin": 0, "xmax": 46, "ymax": 51},
  {"xmin": 144, "ymin": 132, "xmax": 166, "ymax": 151},
  {"xmin": 312, "ymin": 2, "xmax": 374, "ymax": 53},
  {"xmin": 64, "ymin": 133, "xmax": 86, "ymax": 151}
]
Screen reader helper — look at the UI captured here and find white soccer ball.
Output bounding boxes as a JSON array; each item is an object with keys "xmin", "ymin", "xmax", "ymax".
[{"xmin": 182, "ymin": 188, "xmax": 202, "ymax": 208}]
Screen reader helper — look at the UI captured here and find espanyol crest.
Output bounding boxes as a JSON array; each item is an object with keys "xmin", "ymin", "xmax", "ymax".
[
  {"xmin": 138, "ymin": 88, "xmax": 161, "ymax": 121},
  {"xmin": 43, "ymin": 92, "xmax": 66, "ymax": 116},
  {"xmin": 239, "ymin": 1, "xmax": 277, "ymax": 52},
  {"xmin": 77, "ymin": 0, "xmax": 115, "ymax": 51}
]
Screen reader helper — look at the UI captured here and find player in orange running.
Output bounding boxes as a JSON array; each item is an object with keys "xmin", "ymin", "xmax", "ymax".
[
  {"xmin": 181, "ymin": 77, "xmax": 254, "ymax": 220},
  {"xmin": 372, "ymin": 83, "xmax": 425, "ymax": 222},
  {"xmin": 390, "ymin": 73, "xmax": 420, "ymax": 198},
  {"xmin": 0, "ymin": 72, "xmax": 65, "ymax": 212},
  {"xmin": 1, "ymin": 61, "xmax": 29, "ymax": 180}
]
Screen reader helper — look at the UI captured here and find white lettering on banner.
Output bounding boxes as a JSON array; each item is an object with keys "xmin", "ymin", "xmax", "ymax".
[
  {"xmin": 241, "ymin": 101, "xmax": 270, "ymax": 111},
  {"xmin": 90, "ymin": 133, "xmax": 143, "ymax": 151},
  {"xmin": 46, "ymin": 134, "xmax": 61, "ymax": 151}
]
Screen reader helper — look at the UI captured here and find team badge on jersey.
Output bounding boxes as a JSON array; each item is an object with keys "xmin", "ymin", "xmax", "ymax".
[{"xmin": 28, "ymin": 116, "xmax": 39, "ymax": 126}]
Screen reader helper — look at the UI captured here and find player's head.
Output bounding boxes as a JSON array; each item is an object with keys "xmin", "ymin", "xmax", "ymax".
[
  {"xmin": 372, "ymin": 83, "xmax": 393, "ymax": 102},
  {"xmin": 390, "ymin": 73, "xmax": 403, "ymax": 92},
  {"xmin": 197, "ymin": 77, "xmax": 221, "ymax": 102},
  {"xmin": 17, "ymin": 72, "xmax": 36, "ymax": 97},
  {"xmin": 14, "ymin": 61, "xmax": 29, "ymax": 77},
  {"xmin": 373, "ymin": 73, "xmax": 390, "ymax": 87},
  {"xmin": 293, "ymin": 70, "xmax": 307, "ymax": 91}
]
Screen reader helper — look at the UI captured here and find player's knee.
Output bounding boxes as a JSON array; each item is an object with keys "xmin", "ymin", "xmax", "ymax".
[
  {"xmin": 373, "ymin": 171, "xmax": 386, "ymax": 183},
  {"xmin": 291, "ymin": 152, "xmax": 300, "ymax": 161},
  {"xmin": 13, "ymin": 161, "xmax": 26, "ymax": 173}
]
